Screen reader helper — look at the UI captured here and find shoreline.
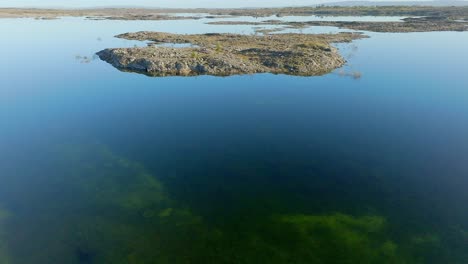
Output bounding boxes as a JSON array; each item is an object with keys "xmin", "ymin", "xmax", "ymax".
[{"xmin": 1, "ymin": 6, "xmax": 467, "ymax": 20}]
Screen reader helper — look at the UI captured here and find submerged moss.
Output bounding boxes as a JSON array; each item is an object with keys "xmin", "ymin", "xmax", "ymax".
[
  {"xmin": 411, "ymin": 233, "xmax": 440, "ymax": 245},
  {"xmin": 50, "ymin": 144, "xmax": 206, "ymax": 263},
  {"xmin": 3, "ymin": 143, "xmax": 460, "ymax": 263},
  {"xmin": 0, "ymin": 207, "xmax": 11, "ymax": 264},
  {"xmin": 57, "ymin": 144, "xmax": 169, "ymax": 213},
  {"xmin": 0, "ymin": 209, "xmax": 9, "ymax": 221},
  {"xmin": 159, "ymin": 208, "xmax": 174, "ymax": 218},
  {"xmin": 461, "ymin": 229, "xmax": 468, "ymax": 240},
  {"xmin": 274, "ymin": 213, "xmax": 399, "ymax": 263}
]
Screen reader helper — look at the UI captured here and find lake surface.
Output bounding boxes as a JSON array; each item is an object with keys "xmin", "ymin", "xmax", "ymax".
[{"xmin": 0, "ymin": 16, "xmax": 468, "ymax": 264}]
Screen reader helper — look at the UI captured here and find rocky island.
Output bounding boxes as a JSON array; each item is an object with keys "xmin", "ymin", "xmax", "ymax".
[{"xmin": 97, "ymin": 32, "xmax": 365, "ymax": 77}]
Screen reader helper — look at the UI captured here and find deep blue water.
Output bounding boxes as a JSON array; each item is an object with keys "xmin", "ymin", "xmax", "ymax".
[{"xmin": 0, "ymin": 17, "xmax": 467, "ymax": 263}]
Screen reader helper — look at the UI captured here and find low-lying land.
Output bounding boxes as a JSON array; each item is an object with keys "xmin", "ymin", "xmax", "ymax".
[
  {"xmin": 208, "ymin": 16, "xmax": 468, "ymax": 33},
  {"xmin": 5, "ymin": 6, "xmax": 465, "ymax": 76},
  {"xmin": 1, "ymin": 6, "xmax": 467, "ymax": 33},
  {"xmin": 211, "ymin": 6, "xmax": 468, "ymax": 19},
  {"xmin": 97, "ymin": 32, "xmax": 365, "ymax": 77},
  {"xmin": 1, "ymin": 6, "xmax": 468, "ymax": 20},
  {"xmin": 0, "ymin": 8, "xmax": 203, "ymax": 20}
]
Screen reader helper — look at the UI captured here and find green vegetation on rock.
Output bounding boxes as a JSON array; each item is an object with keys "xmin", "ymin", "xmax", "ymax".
[{"xmin": 97, "ymin": 31, "xmax": 365, "ymax": 77}]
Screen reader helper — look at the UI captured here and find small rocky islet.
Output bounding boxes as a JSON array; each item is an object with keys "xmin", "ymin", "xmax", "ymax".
[{"xmin": 97, "ymin": 31, "xmax": 366, "ymax": 77}]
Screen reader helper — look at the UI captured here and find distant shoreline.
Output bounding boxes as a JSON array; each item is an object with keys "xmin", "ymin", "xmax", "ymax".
[
  {"xmin": 2, "ymin": 0, "xmax": 468, "ymax": 9},
  {"xmin": 1, "ymin": 6, "xmax": 468, "ymax": 20}
]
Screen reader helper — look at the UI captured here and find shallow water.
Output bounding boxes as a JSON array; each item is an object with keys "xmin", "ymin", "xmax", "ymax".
[{"xmin": 0, "ymin": 16, "xmax": 468, "ymax": 264}]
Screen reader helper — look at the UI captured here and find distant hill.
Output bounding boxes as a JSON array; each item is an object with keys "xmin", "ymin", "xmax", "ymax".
[{"xmin": 323, "ymin": 1, "xmax": 468, "ymax": 6}]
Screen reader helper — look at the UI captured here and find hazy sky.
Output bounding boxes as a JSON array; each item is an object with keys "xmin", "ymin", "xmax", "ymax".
[{"xmin": 0, "ymin": 0, "xmax": 441, "ymax": 8}]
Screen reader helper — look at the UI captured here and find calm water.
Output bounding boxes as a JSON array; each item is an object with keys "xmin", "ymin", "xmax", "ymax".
[{"xmin": 0, "ymin": 16, "xmax": 468, "ymax": 264}]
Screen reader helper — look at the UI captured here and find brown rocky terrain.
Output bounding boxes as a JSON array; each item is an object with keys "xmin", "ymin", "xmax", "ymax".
[
  {"xmin": 96, "ymin": 31, "xmax": 365, "ymax": 77},
  {"xmin": 1, "ymin": 6, "xmax": 468, "ymax": 20},
  {"xmin": 207, "ymin": 16, "xmax": 468, "ymax": 33}
]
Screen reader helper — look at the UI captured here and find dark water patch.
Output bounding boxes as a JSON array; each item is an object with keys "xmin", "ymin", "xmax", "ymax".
[{"xmin": 76, "ymin": 246, "xmax": 96, "ymax": 264}]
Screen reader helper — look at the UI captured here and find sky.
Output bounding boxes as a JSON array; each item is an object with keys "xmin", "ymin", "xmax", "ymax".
[
  {"xmin": 3, "ymin": 0, "xmax": 317, "ymax": 8},
  {"xmin": 0, "ymin": 0, "xmax": 448, "ymax": 8}
]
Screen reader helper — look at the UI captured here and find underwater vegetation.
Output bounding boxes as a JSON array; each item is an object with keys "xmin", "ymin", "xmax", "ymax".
[
  {"xmin": 1, "ymin": 143, "xmax": 202, "ymax": 264},
  {"xmin": 59, "ymin": 144, "xmax": 169, "ymax": 212},
  {"xmin": 180, "ymin": 213, "xmax": 444, "ymax": 264},
  {"xmin": 1, "ymin": 143, "xmax": 464, "ymax": 263},
  {"xmin": 275, "ymin": 214, "xmax": 397, "ymax": 263},
  {"xmin": 48, "ymin": 144, "xmax": 206, "ymax": 263},
  {"xmin": 0, "ymin": 207, "xmax": 11, "ymax": 264}
]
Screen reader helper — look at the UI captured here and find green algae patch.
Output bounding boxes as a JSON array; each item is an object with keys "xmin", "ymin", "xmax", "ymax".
[
  {"xmin": 56, "ymin": 144, "xmax": 169, "ymax": 213},
  {"xmin": 274, "ymin": 213, "xmax": 399, "ymax": 263},
  {"xmin": 159, "ymin": 208, "xmax": 174, "ymax": 218},
  {"xmin": 0, "ymin": 209, "xmax": 9, "ymax": 221},
  {"xmin": 461, "ymin": 229, "xmax": 468, "ymax": 240},
  {"xmin": 410, "ymin": 233, "xmax": 440, "ymax": 245},
  {"xmin": 279, "ymin": 213, "xmax": 387, "ymax": 234},
  {"xmin": 36, "ymin": 144, "xmax": 208, "ymax": 263},
  {"xmin": 265, "ymin": 213, "xmax": 453, "ymax": 264},
  {"xmin": 0, "ymin": 207, "xmax": 11, "ymax": 264},
  {"xmin": 4, "ymin": 143, "xmax": 462, "ymax": 263}
]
